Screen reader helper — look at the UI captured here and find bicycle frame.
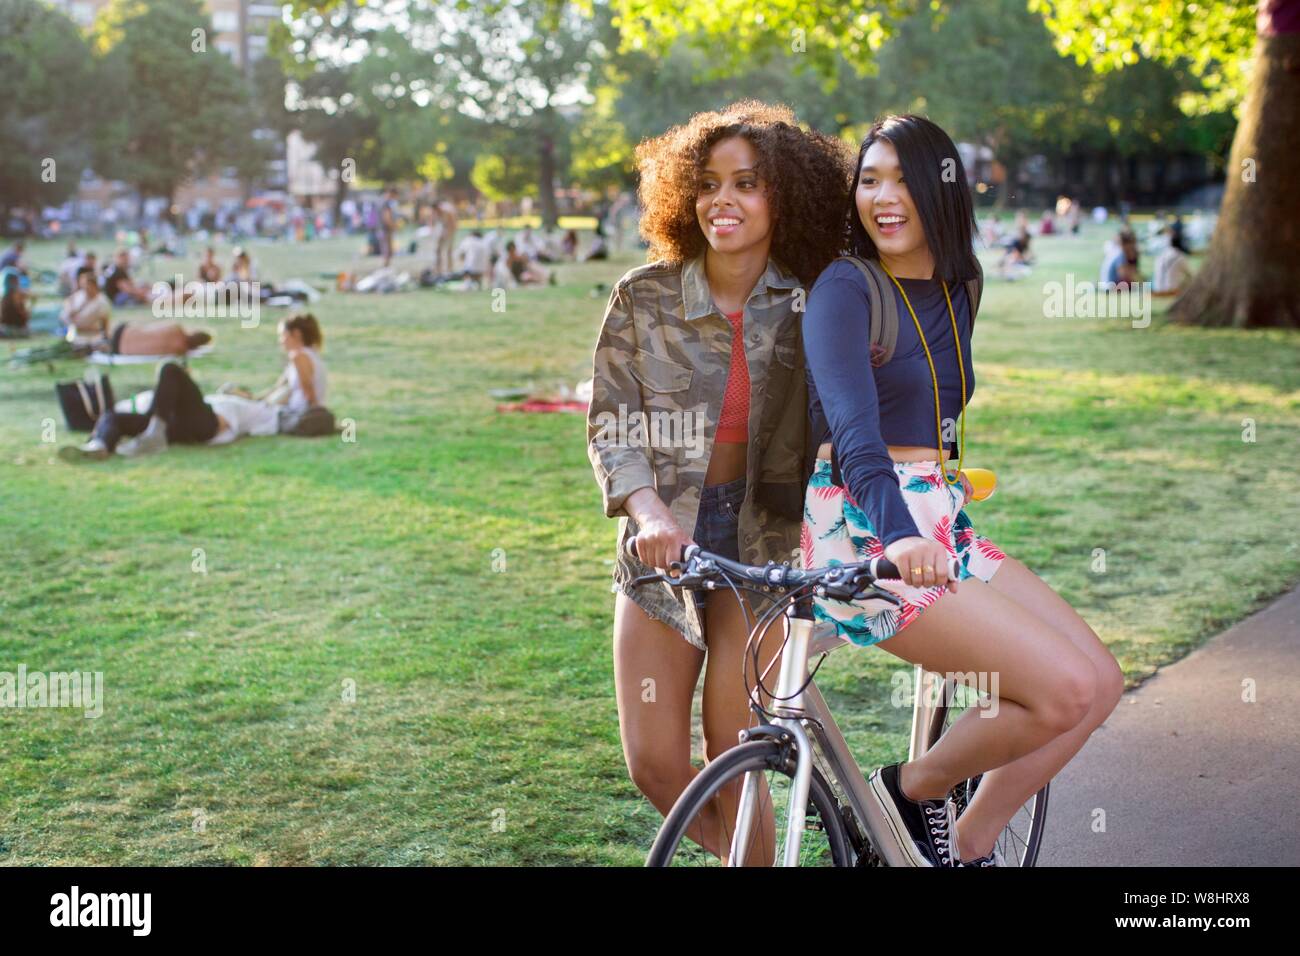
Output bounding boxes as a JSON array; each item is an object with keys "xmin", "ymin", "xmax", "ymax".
[{"xmin": 727, "ymin": 609, "xmax": 946, "ymax": 867}]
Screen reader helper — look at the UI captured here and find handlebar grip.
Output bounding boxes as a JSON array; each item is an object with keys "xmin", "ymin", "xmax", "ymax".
[
  {"xmin": 624, "ymin": 536, "xmax": 693, "ymax": 565},
  {"xmin": 869, "ymin": 556, "xmax": 961, "ymax": 582}
]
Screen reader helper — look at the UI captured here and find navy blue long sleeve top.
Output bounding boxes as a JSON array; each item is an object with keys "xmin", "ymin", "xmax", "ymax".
[{"xmin": 803, "ymin": 258, "xmax": 976, "ymax": 547}]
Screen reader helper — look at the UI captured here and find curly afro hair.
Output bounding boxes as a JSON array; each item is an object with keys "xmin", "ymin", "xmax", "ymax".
[{"xmin": 634, "ymin": 100, "xmax": 853, "ymax": 286}]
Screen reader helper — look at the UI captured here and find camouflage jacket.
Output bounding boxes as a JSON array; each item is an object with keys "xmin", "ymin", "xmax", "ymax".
[{"xmin": 586, "ymin": 250, "xmax": 809, "ymax": 649}]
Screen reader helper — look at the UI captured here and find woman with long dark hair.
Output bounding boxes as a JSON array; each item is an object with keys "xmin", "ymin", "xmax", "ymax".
[{"xmin": 801, "ymin": 114, "xmax": 1124, "ymax": 867}]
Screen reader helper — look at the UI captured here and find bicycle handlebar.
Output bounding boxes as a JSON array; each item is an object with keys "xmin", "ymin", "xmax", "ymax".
[{"xmin": 624, "ymin": 535, "xmax": 960, "ymax": 602}]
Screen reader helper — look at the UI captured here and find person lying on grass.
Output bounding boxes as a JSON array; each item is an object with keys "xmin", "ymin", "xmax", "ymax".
[{"xmin": 63, "ymin": 313, "xmax": 328, "ymax": 460}]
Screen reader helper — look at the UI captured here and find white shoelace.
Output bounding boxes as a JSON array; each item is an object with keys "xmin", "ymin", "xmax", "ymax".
[{"xmin": 923, "ymin": 801, "xmax": 959, "ymax": 866}]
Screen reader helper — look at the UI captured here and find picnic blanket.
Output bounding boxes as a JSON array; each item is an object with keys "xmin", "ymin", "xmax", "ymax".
[{"xmin": 495, "ymin": 398, "xmax": 588, "ymax": 414}]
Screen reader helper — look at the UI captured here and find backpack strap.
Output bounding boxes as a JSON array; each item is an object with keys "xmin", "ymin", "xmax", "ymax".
[
  {"xmin": 965, "ymin": 258, "xmax": 983, "ymax": 328},
  {"xmin": 827, "ymin": 255, "xmax": 903, "ymax": 488},
  {"xmin": 836, "ymin": 255, "xmax": 899, "ymax": 367}
]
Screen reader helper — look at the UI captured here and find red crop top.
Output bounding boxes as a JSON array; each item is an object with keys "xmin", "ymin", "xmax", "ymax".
[{"xmin": 715, "ymin": 308, "xmax": 750, "ymax": 443}]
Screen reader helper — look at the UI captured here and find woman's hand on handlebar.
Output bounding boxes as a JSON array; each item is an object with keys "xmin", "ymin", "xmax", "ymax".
[
  {"xmin": 883, "ymin": 537, "xmax": 959, "ymax": 592},
  {"xmin": 623, "ymin": 487, "xmax": 694, "ymax": 571}
]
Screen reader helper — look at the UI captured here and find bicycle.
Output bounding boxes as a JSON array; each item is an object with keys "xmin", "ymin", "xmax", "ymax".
[{"xmin": 626, "ymin": 537, "xmax": 1049, "ymax": 867}]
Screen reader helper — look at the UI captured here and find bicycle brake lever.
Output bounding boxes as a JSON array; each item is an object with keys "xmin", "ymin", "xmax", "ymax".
[{"xmin": 847, "ymin": 585, "xmax": 904, "ymax": 606}]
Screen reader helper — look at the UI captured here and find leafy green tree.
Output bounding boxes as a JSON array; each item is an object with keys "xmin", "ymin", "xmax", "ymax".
[
  {"xmin": 615, "ymin": 0, "xmax": 1293, "ymax": 328},
  {"xmin": 288, "ymin": 0, "xmax": 613, "ymax": 227},
  {"xmin": 0, "ymin": 0, "xmax": 101, "ymax": 226},
  {"xmin": 92, "ymin": 0, "xmax": 260, "ymax": 221},
  {"xmin": 1031, "ymin": 0, "xmax": 1296, "ymax": 327}
]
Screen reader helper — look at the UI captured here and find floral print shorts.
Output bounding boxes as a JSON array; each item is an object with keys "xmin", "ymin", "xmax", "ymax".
[{"xmin": 801, "ymin": 457, "xmax": 1007, "ymax": 647}]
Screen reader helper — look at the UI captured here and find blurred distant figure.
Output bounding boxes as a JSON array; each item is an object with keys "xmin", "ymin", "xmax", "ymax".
[
  {"xmin": 562, "ymin": 229, "xmax": 578, "ymax": 260},
  {"xmin": 1153, "ymin": 228, "xmax": 1192, "ymax": 295},
  {"xmin": 230, "ymin": 247, "xmax": 257, "ymax": 284},
  {"xmin": 505, "ymin": 241, "xmax": 553, "ymax": 285},
  {"xmin": 1101, "ymin": 229, "xmax": 1141, "ymax": 290},
  {"xmin": 1038, "ymin": 210, "xmax": 1056, "ymax": 236},
  {"xmin": 517, "ymin": 225, "xmax": 540, "ymax": 260},
  {"xmin": 536, "ymin": 226, "xmax": 562, "ymax": 263},
  {"xmin": 380, "ymin": 187, "xmax": 400, "ymax": 267},
  {"xmin": 1068, "ymin": 199, "xmax": 1081, "ymax": 235},
  {"xmin": 1091, "ymin": 206, "xmax": 1108, "ymax": 225},
  {"xmin": 980, "ymin": 213, "xmax": 1002, "ymax": 248},
  {"xmin": 103, "ymin": 249, "xmax": 151, "ymax": 306},
  {"xmin": 1, "ymin": 270, "xmax": 33, "ymax": 337},
  {"xmin": 57, "ymin": 242, "xmax": 83, "ymax": 296},
  {"xmin": 999, "ymin": 225, "xmax": 1034, "ymax": 279},
  {"xmin": 582, "ymin": 234, "xmax": 609, "ymax": 262},
  {"xmin": 0, "ymin": 240, "xmax": 27, "ymax": 274},
  {"xmin": 61, "ymin": 267, "xmax": 112, "ymax": 343},
  {"xmin": 456, "ymin": 230, "xmax": 490, "ymax": 288},
  {"xmin": 1169, "ymin": 215, "xmax": 1190, "ymax": 255},
  {"xmin": 435, "ymin": 199, "xmax": 457, "ymax": 275},
  {"xmin": 198, "ymin": 246, "xmax": 222, "ymax": 283}
]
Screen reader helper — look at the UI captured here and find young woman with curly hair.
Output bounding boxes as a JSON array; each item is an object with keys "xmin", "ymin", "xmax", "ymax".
[
  {"xmin": 800, "ymin": 114, "xmax": 1124, "ymax": 866},
  {"xmin": 586, "ymin": 100, "xmax": 852, "ymax": 862}
]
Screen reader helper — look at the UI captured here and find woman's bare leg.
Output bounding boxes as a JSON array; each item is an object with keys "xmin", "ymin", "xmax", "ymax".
[
  {"xmin": 700, "ymin": 591, "xmax": 783, "ymax": 865},
  {"xmin": 948, "ymin": 556, "xmax": 1125, "ymax": 861},
  {"xmin": 612, "ymin": 593, "xmax": 716, "ymax": 851},
  {"xmin": 872, "ymin": 577, "xmax": 1100, "ymax": 807}
]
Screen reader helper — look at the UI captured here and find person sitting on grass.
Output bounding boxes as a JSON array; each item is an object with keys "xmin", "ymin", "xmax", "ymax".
[
  {"xmin": 1, "ymin": 271, "xmax": 34, "ymax": 338},
  {"xmin": 997, "ymin": 225, "xmax": 1034, "ymax": 279},
  {"xmin": 1152, "ymin": 227, "xmax": 1191, "ymax": 297},
  {"xmin": 1101, "ymin": 229, "xmax": 1141, "ymax": 290},
  {"xmin": 222, "ymin": 313, "xmax": 329, "ymax": 421},
  {"xmin": 61, "ymin": 267, "xmax": 112, "ymax": 343},
  {"xmin": 505, "ymin": 241, "xmax": 554, "ymax": 286},
  {"xmin": 102, "ymin": 249, "xmax": 152, "ymax": 306},
  {"xmin": 0, "ymin": 240, "xmax": 26, "ymax": 274},
  {"xmin": 198, "ymin": 246, "xmax": 222, "ymax": 283}
]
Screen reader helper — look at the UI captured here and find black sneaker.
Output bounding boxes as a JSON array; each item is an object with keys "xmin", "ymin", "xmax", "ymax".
[
  {"xmin": 866, "ymin": 762, "xmax": 958, "ymax": 867},
  {"xmin": 957, "ymin": 847, "xmax": 1005, "ymax": 867}
]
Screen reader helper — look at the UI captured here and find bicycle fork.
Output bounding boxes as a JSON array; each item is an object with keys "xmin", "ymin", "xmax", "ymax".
[{"xmin": 728, "ymin": 611, "xmax": 816, "ymax": 867}]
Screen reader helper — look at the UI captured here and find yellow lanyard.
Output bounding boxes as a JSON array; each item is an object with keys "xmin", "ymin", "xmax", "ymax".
[{"xmin": 880, "ymin": 264, "xmax": 966, "ymax": 486}]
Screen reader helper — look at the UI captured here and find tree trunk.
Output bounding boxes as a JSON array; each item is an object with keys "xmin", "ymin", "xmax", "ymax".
[
  {"xmin": 1170, "ymin": 29, "xmax": 1300, "ymax": 329},
  {"xmin": 537, "ymin": 108, "xmax": 558, "ymax": 229},
  {"xmin": 538, "ymin": 136, "xmax": 558, "ymax": 229}
]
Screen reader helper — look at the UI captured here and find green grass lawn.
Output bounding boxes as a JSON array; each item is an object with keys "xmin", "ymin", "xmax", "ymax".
[{"xmin": 1, "ymin": 222, "xmax": 1297, "ymax": 865}]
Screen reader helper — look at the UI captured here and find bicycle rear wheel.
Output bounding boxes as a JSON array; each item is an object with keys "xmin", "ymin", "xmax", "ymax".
[
  {"xmin": 927, "ymin": 682, "xmax": 1049, "ymax": 866},
  {"xmin": 646, "ymin": 739, "xmax": 854, "ymax": 867}
]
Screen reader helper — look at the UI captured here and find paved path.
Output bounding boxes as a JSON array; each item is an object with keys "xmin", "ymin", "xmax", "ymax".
[{"xmin": 1037, "ymin": 585, "xmax": 1300, "ymax": 866}]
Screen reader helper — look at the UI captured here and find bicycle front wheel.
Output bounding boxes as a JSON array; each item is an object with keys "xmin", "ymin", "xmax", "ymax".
[{"xmin": 646, "ymin": 739, "xmax": 854, "ymax": 867}]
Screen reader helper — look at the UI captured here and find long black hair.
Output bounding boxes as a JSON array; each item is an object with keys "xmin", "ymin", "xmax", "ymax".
[{"xmin": 844, "ymin": 114, "xmax": 979, "ymax": 285}]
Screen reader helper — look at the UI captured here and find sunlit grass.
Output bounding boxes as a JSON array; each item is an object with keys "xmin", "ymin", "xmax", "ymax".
[{"xmin": 0, "ymin": 221, "xmax": 1296, "ymax": 864}]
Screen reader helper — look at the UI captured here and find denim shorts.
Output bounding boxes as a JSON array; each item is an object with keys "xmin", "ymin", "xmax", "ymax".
[
  {"xmin": 693, "ymin": 475, "xmax": 746, "ymax": 561},
  {"xmin": 687, "ymin": 476, "xmax": 746, "ymax": 624}
]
